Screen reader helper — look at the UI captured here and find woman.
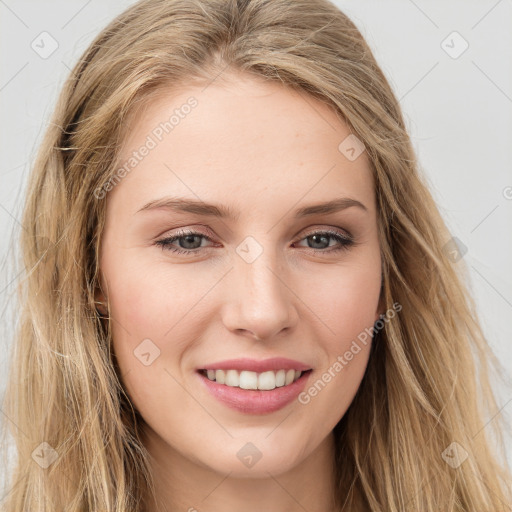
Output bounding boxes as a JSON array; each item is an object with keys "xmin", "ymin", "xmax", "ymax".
[{"xmin": 1, "ymin": 0, "xmax": 511, "ymax": 510}]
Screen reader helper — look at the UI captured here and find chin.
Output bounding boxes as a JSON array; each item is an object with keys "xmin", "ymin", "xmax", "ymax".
[
  {"xmin": 194, "ymin": 441, "xmax": 304, "ymax": 478},
  {"xmin": 214, "ymin": 456, "xmax": 298, "ymax": 478}
]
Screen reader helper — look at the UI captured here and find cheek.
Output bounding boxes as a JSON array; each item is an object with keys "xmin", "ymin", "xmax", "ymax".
[
  {"xmin": 297, "ymin": 257, "xmax": 380, "ymax": 410},
  {"xmin": 105, "ymin": 258, "xmax": 216, "ymax": 404},
  {"xmin": 107, "ymin": 259, "xmax": 198, "ymax": 341},
  {"xmin": 307, "ymin": 254, "xmax": 382, "ymax": 343},
  {"xmin": 103, "ymin": 259, "xmax": 170, "ymax": 398}
]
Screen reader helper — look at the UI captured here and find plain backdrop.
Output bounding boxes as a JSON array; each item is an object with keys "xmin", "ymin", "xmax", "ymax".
[{"xmin": 1, "ymin": 0, "xmax": 511, "ymax": 488}]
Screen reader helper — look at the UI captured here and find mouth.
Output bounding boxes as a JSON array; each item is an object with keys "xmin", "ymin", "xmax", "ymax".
[
  {"xmin": 197, "ymin": 368, "xmax": 313, "ymax": 390},
  {"xmin": 196, "ymin": 367, "xmax": 313, "ymax": 414}
]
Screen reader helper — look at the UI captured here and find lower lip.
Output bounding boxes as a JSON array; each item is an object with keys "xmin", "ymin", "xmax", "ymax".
[{"xmin": 197, "ymin": 370, "xmax": 312, "ymax": 414}]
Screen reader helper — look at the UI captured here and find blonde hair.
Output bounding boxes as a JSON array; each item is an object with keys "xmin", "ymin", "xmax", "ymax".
[{"xmin": 2, "ymin": 0, "xmax": 511, "ymax": 510}]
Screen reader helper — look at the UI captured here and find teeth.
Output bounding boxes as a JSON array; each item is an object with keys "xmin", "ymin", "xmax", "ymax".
[
  {"xmin": 216, "ymin": 369, "xmax": 226, "ymax": 385},
  {"xmin": 275, "ymin": 369, "xmax": 286, "ymax": 387},
  {"xmin": 239, "ymin": 371, "xmax": 258, "ymax": 390},
  {"xmin": 258, "ymin": 371, "xmax": 276, "ymax": 390},
  {"xmin": 285, "ymin": 369, "xmax": 295, "ymax": 385},
  {"xmin": 204, "ymin": 368, "xmax": 305, "ymax": 390},
  {"xmin": 225, "ymin": 369, "xmax": 239, "ymax": 387}
]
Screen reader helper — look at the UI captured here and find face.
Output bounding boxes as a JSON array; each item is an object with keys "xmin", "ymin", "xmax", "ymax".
[{"xmin": 97, "ymin": 72, "xmax": 383, "ymax": 478}]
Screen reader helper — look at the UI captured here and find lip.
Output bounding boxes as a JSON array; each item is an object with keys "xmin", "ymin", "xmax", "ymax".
[
  {"xmin": 197, "ymin": 369, "xmax": 313, "ymax": 414},
  {"xmin": 198, "ymin": 357, "xmax": 312, "ymax": 373}
]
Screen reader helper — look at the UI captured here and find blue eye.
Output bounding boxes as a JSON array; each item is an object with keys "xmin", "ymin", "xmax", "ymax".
[
  {"xmin": 295, "ymin": 230, "xmax": 355, "ymax": 252},
  {"xmin": 155, "ymin": 228, "xmax": 355, "ymax": 256},
  {"xmin": 155, "ymin": 229, "xmax": 215, "ymax": 255}
]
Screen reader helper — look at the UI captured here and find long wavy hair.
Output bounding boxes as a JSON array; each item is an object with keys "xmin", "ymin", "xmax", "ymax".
[{"xmin": 1, "ymin": 0, "xmax": 511, "ymax": 510}]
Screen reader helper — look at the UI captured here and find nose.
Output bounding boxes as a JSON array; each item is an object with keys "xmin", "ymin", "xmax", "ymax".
[{"xmin": 221, "ymin": 247, "xmax": 299, "ymax": 341}]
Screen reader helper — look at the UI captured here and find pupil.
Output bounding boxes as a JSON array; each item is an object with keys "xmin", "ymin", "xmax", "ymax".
[
  {"xmin": 182, "ymin": 235, "xmax": 201, "ymax": 249},
  {"xmin": 310, "ymin": 234, "xmax": 328, "ymax": 249}
]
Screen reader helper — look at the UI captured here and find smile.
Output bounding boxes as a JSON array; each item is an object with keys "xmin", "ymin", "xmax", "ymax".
[
  {"xmin": 199, "ymin": 368, "xmax": 309, "ymax": 390},
  {"xmin": 197, "ymin": 364, "xmax": 314, "ymax": 414}
]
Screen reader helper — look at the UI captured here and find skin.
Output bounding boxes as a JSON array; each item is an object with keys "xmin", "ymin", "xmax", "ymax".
[{"xmin": 97, "ymin": 71, "xmax": 384, "ymax": 512}]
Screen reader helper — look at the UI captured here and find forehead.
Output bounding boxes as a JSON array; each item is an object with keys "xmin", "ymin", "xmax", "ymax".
[{"xmin": 110, "ymin": 74, "xmax": 375, "ymax": 216}]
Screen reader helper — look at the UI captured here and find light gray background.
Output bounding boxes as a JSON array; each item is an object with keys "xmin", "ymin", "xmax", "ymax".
[{"xmin": 1, "ymin": 0, "xmax": 511, "ymax": 487}]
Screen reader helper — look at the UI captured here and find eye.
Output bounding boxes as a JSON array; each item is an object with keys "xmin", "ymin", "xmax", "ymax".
[
  {"xmin": 155, "ymin": 227, "xmax": 356, "ymax": 256},
  {"xmin": 293, "ymin": 229, "xmax": 355, "ymax": 253},
  {"xmin": 155, "ymin": 228, "xmax": 216, "ymax": 255}
]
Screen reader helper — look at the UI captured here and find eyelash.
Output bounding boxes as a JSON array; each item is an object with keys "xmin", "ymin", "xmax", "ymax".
[{"xmin": 155, "ymin": 228, "xmax": 355, "ymax": 256}]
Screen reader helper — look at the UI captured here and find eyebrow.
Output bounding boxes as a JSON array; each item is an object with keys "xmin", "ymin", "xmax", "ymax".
[{"xmin": 136, "ymin": 196, "xmax": 368, "ymax": 220}]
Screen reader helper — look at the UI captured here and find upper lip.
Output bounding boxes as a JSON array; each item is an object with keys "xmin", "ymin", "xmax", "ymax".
[{"xmin": 199, "ymin": 357, "xmax": 312, "ymax": 373}]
